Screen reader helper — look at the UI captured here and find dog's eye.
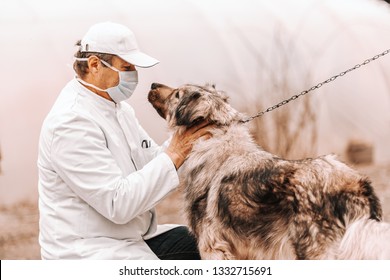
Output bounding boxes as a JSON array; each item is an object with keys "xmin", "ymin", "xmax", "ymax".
[{"xmin": 175, "ymin": 91, "xmax": 180, "ymax": 99}]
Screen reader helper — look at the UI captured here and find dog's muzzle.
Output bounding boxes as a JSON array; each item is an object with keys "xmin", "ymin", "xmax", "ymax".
[{"xmin": 148, "ymin": 83, "xmax": 173, "ymax": 119}]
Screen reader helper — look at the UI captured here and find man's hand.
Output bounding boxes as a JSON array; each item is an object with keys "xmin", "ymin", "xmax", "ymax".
[{"xmin": 165, "ymin": 122, "xmax": 213, "ymax": 169}]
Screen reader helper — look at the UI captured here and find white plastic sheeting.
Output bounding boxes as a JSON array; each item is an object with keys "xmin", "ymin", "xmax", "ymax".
[{"xmin": 1, "ymin": 0, "xmax": 390, "ymax": 204}]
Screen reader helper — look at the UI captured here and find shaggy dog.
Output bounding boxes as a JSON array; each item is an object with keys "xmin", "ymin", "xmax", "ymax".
[{"xmin": 148, "ymin": 83, "xmax": 390, "ymax": 259}]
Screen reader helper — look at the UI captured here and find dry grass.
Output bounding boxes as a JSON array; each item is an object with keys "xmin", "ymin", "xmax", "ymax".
[{"xmin": 0, "ymin": 201, "xmax": 40, "ymax": 259}]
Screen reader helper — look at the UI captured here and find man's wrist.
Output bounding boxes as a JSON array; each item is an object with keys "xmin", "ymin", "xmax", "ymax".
[{"xmin": 165, "ymin": 151, "xmax": 181, "ymax": 170}]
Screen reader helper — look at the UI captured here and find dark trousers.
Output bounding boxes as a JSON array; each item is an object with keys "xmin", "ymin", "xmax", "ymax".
[{"xmin": 145, "ymin": 226, "xmax": 201, "ymax": 260}]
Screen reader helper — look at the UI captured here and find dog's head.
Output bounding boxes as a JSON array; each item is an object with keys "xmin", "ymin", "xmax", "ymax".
[{"xmin": 148, "ymin": 83, "xmax": 241, "ymax": 129}]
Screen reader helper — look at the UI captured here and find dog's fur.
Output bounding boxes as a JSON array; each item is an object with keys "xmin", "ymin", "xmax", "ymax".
[{"xmin": 148, "ymin": 83, "xmax": 390, "ymax": 259}]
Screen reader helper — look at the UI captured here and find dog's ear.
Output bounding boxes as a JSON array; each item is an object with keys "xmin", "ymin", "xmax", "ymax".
[
  {"xmin": 175, "ymin": 91, "xmax": 205, "ymax": 127},
  {"xmin": 218, "ymin": 90, "xmax": 229, "ymax": 103},
  {"xmin": 207, "ymin": 93, "xmax": 238, "ymax": 125},
  {"xmin": 175, "ymin": 87, "xmax": 239, "ymax": 127}
]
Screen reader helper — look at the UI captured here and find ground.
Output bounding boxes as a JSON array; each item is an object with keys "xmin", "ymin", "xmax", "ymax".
[{"xmin": 0, "ymin": 164, "xmax": 389, "ymax": 260}]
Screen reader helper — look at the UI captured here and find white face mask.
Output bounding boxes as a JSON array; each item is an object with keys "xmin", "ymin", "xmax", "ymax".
[{"xmin": 75, "ymin": 58, "xmax": 138, "ymax": 103}]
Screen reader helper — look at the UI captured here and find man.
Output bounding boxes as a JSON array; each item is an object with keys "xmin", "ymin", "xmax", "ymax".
[{"xmin": 38, "ymin": 22, "xmax": 210, "ymax": 259}]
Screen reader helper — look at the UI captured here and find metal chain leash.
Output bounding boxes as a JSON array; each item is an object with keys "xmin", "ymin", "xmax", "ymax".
[{"xmin": 241, "ymin": 48, "xmax": 390, "ymax": 123}]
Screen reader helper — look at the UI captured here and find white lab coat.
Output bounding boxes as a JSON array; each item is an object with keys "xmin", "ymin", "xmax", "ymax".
[{"xmin": 38, "ymin": 79, "xmax": 179, "ymax": 259}]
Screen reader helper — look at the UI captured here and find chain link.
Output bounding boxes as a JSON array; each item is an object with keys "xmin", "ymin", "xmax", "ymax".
[{"xmin": 241, "ymin": 48, "xmax": 390, "ymax": 123}]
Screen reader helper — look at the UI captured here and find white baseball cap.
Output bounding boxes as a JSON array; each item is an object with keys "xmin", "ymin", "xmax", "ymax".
[{"xmin": 80, "ymin": 22, "xmax": 159, "ymax": 68}]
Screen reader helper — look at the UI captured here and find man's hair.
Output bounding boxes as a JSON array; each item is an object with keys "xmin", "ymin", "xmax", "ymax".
[{"xmin": 73, "ymin": 40, "xmax": 115, "ymax": 78}]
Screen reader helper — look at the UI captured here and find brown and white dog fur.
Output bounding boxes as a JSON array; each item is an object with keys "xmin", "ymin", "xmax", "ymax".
[{"xmin": 148, "ymin": 82, "xmax": 390, "ymax": 260}]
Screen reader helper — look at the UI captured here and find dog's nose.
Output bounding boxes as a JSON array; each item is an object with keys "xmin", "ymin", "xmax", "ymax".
[{"xmin": 151, "ymin": 83, "xmax": 161, "ymax": 90}]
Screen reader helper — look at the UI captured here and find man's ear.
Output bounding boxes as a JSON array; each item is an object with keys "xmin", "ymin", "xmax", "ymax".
[{"xmin": 87, "ymin": 56, "xmax": 101, "ymax": 74}]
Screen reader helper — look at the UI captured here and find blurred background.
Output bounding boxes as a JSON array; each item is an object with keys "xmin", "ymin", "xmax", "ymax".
[{"xmin": 1, "ymin": 0, "xmax": 390, "ymax": 259}]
